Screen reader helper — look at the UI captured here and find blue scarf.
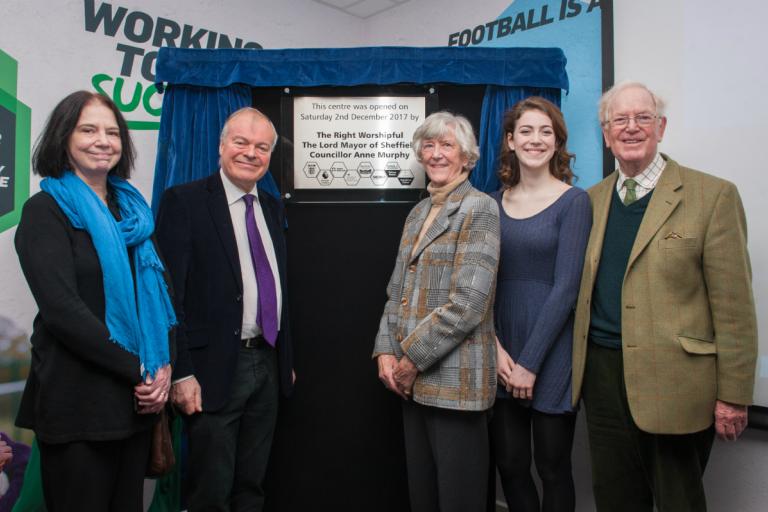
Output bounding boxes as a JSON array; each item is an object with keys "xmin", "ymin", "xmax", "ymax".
[{"xmin": 41, "ymin": 171, "xmax": 176, "ymax": 378}]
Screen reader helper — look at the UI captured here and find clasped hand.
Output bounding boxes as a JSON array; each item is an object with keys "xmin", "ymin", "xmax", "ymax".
[
  {"xmin": 134, "ymin": 364, "xmax": 172, "ymax": 414},
  {"xmin": 496, "ymin": 338, "xmax": 536, "ymax": 400},
  {"xmin": 378, "ymin": 354, "xmax": 418, "ymax": 399}
]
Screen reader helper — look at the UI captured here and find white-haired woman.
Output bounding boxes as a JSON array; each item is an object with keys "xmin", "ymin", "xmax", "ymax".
[{"xmin": 373, "ymin": 111, "xmax": 500, "ymax": 512}]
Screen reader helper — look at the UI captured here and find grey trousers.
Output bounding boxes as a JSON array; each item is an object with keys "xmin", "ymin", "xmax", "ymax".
[
  {"xmin": 402, "ymin": 400, "xmax": 490, "ymax": 512},
  {"xmin": 185, "ymin": 345, "xmax": 279, "ymax": 512}
]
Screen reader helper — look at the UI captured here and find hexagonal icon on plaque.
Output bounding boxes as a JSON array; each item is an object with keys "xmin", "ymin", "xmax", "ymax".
[
  {"xmin": 397, "ymin": 168, "xmax": 414, "ymax": 186},
  {"xmin": 303, "ymin": 161, "xmax": 320, "ymax": 179},
  {"xmin": 343, "ymin": 169, "xmax": 360, "ymax": 186},
  {"xmin": 371, "ymin": 169, "xmax": 388, "ymax": 186},
  {"xmin": 357, "ymin": 161, "xmax": 374, "ymax": 177},
  {"xmin": 330, "ymin": 161, "xmax": 347, "ymax": 178},
  {"xmin": 317, "ymin": 170, "xmax": 334, "ymax": 186},
  {"xmin": 384, "ymin": 161, "xmax": 401, "ymax": 178}
]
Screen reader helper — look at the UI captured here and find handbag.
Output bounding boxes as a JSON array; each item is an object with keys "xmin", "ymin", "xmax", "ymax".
[{"xmin": 146, "ymin": 407, "xmax": 175, "ymax": 477}]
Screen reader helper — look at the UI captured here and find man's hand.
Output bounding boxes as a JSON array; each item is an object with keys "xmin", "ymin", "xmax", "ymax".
[
  {"xmin": 715, "ymin": 400, "xmax": 748, "ymax": 441},
  {"xmin": 495, "ymin": 337, "xmax": 515, "ymax": 389},
  {"xmin": 134, "ymin": 364, "xmax": 172, "ymax": 414},
  {"xmin": 393, "ymin": 356, "xmax": 419, "ymax": 398},
  {"xmin": 0, "ymin": 440, "xmax": 12, "ymax": 471},
  {"xmin": 508, "ymin": 364, "xmax": 536, "ymax": 400},
  {"xmin": 171, "ymin": 377, "xmax": 203, "ymax": 415},
  {"xmin": 377, "ymin": 354, "xmax": 407, "ymax": 399}
]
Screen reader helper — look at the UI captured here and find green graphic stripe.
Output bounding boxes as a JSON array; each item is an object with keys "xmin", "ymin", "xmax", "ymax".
[
  {"xmin": 0, "ymin": 50, "xmax": 17, "ymax": 96},
  {"xmin": 127, "ymin": 120, "xmax": 161, "ymax": 130}
]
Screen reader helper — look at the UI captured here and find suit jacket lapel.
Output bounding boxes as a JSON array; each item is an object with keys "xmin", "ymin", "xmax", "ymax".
[
  {"xmin": 409, "ymin": 180, "xmax": 469, "ymax": 263},
  {"xmin": 627, "ymin": 158, "xmax": 682, "ymax": 270},
  {"xmin": 207, "ymin": 173, "xmax": 243, "ymax": 292}
]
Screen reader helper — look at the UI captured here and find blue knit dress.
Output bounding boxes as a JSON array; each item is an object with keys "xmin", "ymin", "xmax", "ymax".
[{"xmin": 491, "ymin": 186, "xmax": 592, "ymax": 414}]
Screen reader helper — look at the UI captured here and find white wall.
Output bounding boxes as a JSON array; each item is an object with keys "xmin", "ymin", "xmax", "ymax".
[
  {"xmin": 613, "ymin": 0, "xmax": 768, "ymax": 406},
  {"xmin": 0, "ymin": 0, "xmax": 368, "ymax": 342},
  {"xmin": 570, "ymin": 2, "xmax": 768, "ymax": 510}
]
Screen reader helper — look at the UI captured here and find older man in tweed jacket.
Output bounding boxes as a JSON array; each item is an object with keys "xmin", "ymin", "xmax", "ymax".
[
  {"xmin": 572, "ymin": 82, "xmax": 757, "ymax": 512},
  {"xmin": 373, "ymin": 112, "xmax": 499, "ymax": 512}
]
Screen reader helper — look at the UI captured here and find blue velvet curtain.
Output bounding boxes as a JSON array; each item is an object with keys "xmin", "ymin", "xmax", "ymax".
[
  {"xmin": 152, "ymin": 47, "xmax": 569, "ymax": 205},
  {"xmin": 155, "ymin": 47, "xmax": 569, "ymax": 89},
  {"xmin": 470, "ymin": 86, "xmax": 562, "ymax": 194},
  {"xmin": 150, "ymin": 83, "xmax": 280, "ymax": 213}
]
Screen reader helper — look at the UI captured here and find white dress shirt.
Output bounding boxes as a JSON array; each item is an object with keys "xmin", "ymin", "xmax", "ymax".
[{"xmin": 220, "ymin": 169, "xmax": 283, "ymax": 339}]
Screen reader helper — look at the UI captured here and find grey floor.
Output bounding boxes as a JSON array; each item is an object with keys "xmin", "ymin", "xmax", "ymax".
[
  {"xmin": 494, "ymin": 413, "xmax": 768, "ymax": 512},
  {"xmin": 146, "ymin": 413, "xmax": 768, "ymax": 511}
]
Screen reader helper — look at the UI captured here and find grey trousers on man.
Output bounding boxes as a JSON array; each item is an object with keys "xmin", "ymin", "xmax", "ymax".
[{"xmin": 185, "ymin": 345, "xmax": 279, "ymax": 511}]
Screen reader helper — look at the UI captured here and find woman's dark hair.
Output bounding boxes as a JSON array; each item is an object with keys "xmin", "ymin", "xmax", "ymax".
[
  {"xmin": 32, "ymin": 91, "xmax": 135, "ymax": 178},
  {"xmin": 498, "ymin": 96, "xmax": 575, "ymax": 188}
]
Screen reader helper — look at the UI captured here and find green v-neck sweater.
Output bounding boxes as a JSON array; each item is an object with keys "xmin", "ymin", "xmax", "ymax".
[{"xmin": 589, "ymin": 188, "xmax": 654, "ymax": 349}]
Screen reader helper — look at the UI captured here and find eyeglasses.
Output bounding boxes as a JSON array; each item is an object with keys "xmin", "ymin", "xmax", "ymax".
[{"xmin": 605, "ymin": 113, "xmax": 658, "ymax": 128}]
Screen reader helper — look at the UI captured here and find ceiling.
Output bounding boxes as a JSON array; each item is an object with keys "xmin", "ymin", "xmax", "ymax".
[{"xmin": 310, "ymin": 0, "xmax": 412, "ymax": 19}]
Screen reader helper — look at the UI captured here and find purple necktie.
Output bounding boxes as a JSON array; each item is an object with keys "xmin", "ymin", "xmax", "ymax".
[{"xmin": 243, "ymin": 194, "xmax": 278, "ymax": 346}]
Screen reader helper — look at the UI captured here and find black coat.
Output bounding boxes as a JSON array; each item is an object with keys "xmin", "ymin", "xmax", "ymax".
[
  {"xmin": 155, "ymin": 173, "xmax": 294, "ymax": 412},
  {"xmin": 14, "ymin": 192, "xmax": 174, "ymax": 443}
]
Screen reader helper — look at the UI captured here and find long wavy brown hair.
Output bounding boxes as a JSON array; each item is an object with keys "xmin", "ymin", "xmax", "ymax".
[{"xmin": 498, "ymin": 96, "xmax": 575, "ymax": 188}]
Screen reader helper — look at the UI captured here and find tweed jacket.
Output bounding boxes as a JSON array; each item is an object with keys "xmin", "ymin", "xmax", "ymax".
[
  {"xmin": 373, "ymin": 180, "xmax": 500, "ymax": 411},
  {"xmin": 572, "ymin": 155, "xmax": 757, "ymax": 434}
]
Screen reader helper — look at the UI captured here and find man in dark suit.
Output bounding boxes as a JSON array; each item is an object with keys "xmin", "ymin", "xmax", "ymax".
[{"xmin": 156, "ymin": 108, "xmax": 293, "ymax": 511}]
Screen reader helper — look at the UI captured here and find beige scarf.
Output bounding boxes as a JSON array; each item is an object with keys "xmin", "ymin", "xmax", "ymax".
[{"xmin": 411, "ymin": 172, "xmax": 469, "ymax": 257}]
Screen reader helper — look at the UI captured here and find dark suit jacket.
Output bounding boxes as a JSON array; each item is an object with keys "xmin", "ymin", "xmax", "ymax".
[{"xmin": 156, "ymin": 172, "xmax": 293, "ymax": 412}]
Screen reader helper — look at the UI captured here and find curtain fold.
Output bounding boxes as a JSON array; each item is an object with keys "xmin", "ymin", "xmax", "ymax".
[
  {"xmin": 150, "ymin": 83, "xmax": 279, "ymax": 213},
  {"xmin": 470, "ymin": 86, "xmax": 562, "ymax": 194}
]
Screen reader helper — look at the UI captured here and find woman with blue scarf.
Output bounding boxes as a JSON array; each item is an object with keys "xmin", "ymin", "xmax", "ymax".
[{"xmin": 13, "ymin": 91, "xmax": 176, "ymax": 511}]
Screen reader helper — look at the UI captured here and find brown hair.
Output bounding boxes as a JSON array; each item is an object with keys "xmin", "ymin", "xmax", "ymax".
[
  {"xmin": 498, "ymin": 96, "xmax": 574, "ymax": 188},
  {"xmin": 32, "ymin": 91, "xmax": 135, "ymax": 178}
]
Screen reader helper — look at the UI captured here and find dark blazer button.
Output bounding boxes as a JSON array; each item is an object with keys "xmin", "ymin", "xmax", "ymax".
[
  {"xmin": 234, "ymin": 328, "xmax": 241, "ymax": 336},
  {"xmin": 236, "ymin": 294, "xmax": 243, "ymax": 302}
]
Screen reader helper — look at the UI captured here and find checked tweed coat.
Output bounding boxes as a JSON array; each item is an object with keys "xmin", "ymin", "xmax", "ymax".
[
  {"xmin": 572, "ymin": 155, "xmax": 757, "ymax": 434},
  {"xmin": 374, "ymin": 180, "xmax": 500, "ymax": 411}
]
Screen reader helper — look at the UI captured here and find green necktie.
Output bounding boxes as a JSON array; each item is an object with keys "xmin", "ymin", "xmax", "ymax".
[{"xmin": 623, "ymin": 178, "xmax": 638, "ymax": 206}]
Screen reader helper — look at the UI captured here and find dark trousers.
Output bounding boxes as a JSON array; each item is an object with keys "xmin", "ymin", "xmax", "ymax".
[
  {"xmin": 38, "ymin": 428, "xmax": 151, "ymax": 512},
  {"xmin": 582, "ymin": 342, "xmax": 715, "ymax": 512},
  {"xmin": 402, "ymin": 401, "xmax": 489, "ymax": 512},
  {"xmin": 490, "ymin": 398, "xmax": 576, "ymax": 512},
  {"xmin": 185, "ymin": 345, "xmax": 279, "ymax": 512}
]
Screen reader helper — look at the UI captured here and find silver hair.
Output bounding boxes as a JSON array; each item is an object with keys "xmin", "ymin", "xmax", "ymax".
[
  {"xmin": 411, "ymin": 111, "xmax": 480, "ymax": 171},
  {"xmin": 598, "ymin": 81, "xmax": 666, "ymax": 125},
  {"xmin": 220, "ymin": 107, "xmax": 279, "ymax": 151}
]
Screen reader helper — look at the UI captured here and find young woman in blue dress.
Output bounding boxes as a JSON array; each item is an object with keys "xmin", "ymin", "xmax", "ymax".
[{"xmin": 490, "ymin": 96, "xmax": 592, "ymax": 512}]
